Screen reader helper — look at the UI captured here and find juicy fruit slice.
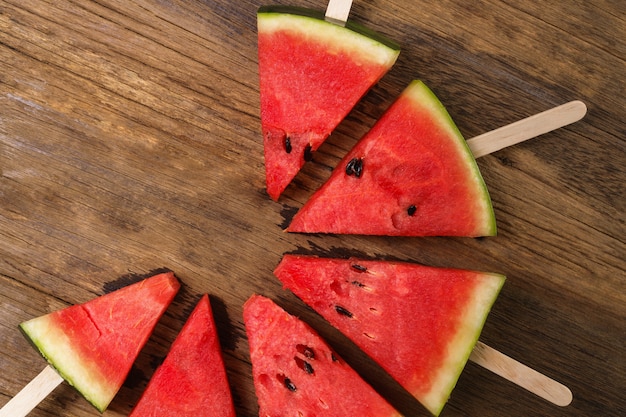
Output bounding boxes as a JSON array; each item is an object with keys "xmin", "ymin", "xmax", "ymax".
[
  {"xmin": 19, "ymin": 272, "xmax": 180, "ymax": 412},
  {"xmin": 129, "ymin": 294, "xmax": 235, "ymax": 416},
  {"xmin": 243, "ymin": 295, "xmax": 403, "ymax": 417},
  {"xmin": 274, "ymin": 255, "xmax": 505, "ymax": 416},
  {"xmin": 258, "ymin": 5, "xmax": 400, "ymax": 200},
  {"xmin": 288, "ymin": 80, "xmax": 496, "ymax": 236}
]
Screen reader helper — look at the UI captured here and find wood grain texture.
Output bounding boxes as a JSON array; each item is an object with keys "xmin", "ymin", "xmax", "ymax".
[{"xmin": 1, "ymin": 0, "xmax": 624, "ymax": 416}]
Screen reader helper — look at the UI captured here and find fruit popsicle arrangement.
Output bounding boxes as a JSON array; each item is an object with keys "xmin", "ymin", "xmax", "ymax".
[
  {"xmin": 1, "ymin": 267, "xmax": 571, "ymax": 417},
  {"xmin": 254, "ymin": 0, "xmax": 580, "ymax": 415},
  {"xmin": 0, "ymin": 1, "xmax": 587, "ymax": 416}
]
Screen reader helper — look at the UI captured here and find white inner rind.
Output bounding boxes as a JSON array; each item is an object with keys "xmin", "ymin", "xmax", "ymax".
[{"xmin": 20, "ymin": 315, "xmax": 116, "ymax": 412}]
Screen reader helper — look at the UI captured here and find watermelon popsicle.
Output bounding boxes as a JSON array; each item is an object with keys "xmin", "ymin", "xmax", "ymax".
[
  {"xmin": 274, "ymin": 254, "xmax": 574, "ymax": 414},
  {"xmin": 0, "ymin": 272, "xmax": 180, "ymax": 417},
  {"xmin": 258, "ymin": 1, "xmax": 400, "ymax": 200},
  {"xmin": 287, "ymin": 81, "xmax": 587, "ymax": 236}
]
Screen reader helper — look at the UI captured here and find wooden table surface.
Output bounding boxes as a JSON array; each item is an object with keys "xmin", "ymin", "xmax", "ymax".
[{"xmin": 1, "ymin": 0, "xmax": 624, "ymax": 416}]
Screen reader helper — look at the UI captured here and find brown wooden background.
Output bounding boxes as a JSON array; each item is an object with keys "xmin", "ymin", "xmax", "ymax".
[{"xmin": 1, "ymin": 0, "xmax": 624, "ymax": 416}]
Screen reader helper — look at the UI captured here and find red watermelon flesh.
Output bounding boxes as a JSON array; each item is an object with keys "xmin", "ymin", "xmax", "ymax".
[
  {"xmin": 129, "ymin": 294, "xmax": 235, "ymax": 416},
  {"xmin": 243, "ymin": 294, "xmax": 403, "ymax": 417},
  {"xmin": 274, "ymin": 255, "xmax": 505, "ymax": 416},
  {"xmin": 288, "ymin": 80, "xmax": 496, "ymax": 236},
  {"xmin": 258, "ymin": 6, "xmax": 400, "ymax": 200},
  {"xmin": 19, "ymin": 272, "xmax": 180, "ymax": 412}
]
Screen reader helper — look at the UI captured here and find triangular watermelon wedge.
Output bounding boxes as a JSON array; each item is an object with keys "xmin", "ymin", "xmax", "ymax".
[
  {"xmin": 19, "ymin": 271, "xmax": 180, "ymax": 412},
  {"xmin": 129, "ymin": 294, "xmax": 236, "ymax": 416},
  {"xmin": 288, "ymin": 80, "xmax": 496, "ymax": 236},
  {"xmin": 274, "ymin": 255, "xmax": 505, "ymax": 416},
  {"xmin": 258, "ymin": 6, "xmax": 400, "ymax": 200},
  {"xmin": 243, "ymin": 294, "xmax": 403, "ymax": 417}
]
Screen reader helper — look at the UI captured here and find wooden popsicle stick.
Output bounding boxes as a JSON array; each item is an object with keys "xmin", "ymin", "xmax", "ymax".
[
  {"xmin": 0, "ymin": 365, "xmax": 64, "ymax": 417},
  {"xmin": 325, "ymin": 0, "xmax": 353, "ymax": 25},
  {"xmin": 470, "ymin": 341, "xmax": 573, "ymax": 406},
  {"xmin": 468, "ymin": 100, "xmax": 587, "ymax": 158}
]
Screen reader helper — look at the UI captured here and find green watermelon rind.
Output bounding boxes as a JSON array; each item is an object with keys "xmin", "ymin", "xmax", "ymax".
[
  {"xmin": 20, "ymin": 316, "xmax": 114, "ymax": 412},
  {"xmin": 257, "ymin": 5, "xmax": 401, "ymax": 52},
  {"xmin": 405, "ymin": 80, "xmax": 497, "ymax": 236}
]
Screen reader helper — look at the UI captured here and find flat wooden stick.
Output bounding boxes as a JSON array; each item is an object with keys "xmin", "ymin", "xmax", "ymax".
[
  {"xmin": 0, "ymin": 365, "xmax": 64, "ymax": 417},
  {"xmin": 325, "ymin": 0, "xmax": 353, "ymax": 25},
  {"xmin": 468, "ymin": 100, "xmax": 587, "ymax": 158},
  {"xmin": 470, "ymin": 341, "xmax": 573, "ymax": 406}
]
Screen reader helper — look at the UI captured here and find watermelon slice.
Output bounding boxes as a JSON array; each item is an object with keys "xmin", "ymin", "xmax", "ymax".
[
  {"xmin": 243, "ymin": 294, "xmax": 403, "ymax": 417},
  {"xmin": 258, "ymin": 5, "xmax": 400, "ymax": 200},
  {"xmin": 274, "ymin": 255, "xmax": 505, "ymax": 416},
  {"xmin": 19, "ymin": 272, "xmax": 180, "ymax": 412},
  {"xmin": 129, "ymin": 294, "xmax": 235, "ymax": 416},
  {"xmin": 287, "ymin": 80, "xmax": 496, "ymax": 236}
]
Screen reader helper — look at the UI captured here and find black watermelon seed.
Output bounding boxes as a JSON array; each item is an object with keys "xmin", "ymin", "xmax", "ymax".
[
  {"xmin": 282, "ymin": 375, "xmax": 297, "ymax": 392},
  {"xmin": 335, "ymin": 305, "xmax": 353, "ymax": 318},
  {"xmin": 407, "ymin": 205, "xmax": 417, "ymax": 216},
  {"xmin": 351, "ymin": 280, "xmax": 366, "ymax": 288},
  {"xmin": 351, "ymin": 264, "xmax": 367, "ymax": 273},
  {"xmin": 295, "ymin": 357, "xmax": 315, "ymax": 374},
  {"xmin": 284, "ymin": 137, "xmax": 292, "ymax": 153},
  {"xmin": 345, "ymin": 158, "xmax": 363, "ymax": 177},
  {"xmin": 303, "ymin": 144, "xmax": 313, "ymax": 161}
]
